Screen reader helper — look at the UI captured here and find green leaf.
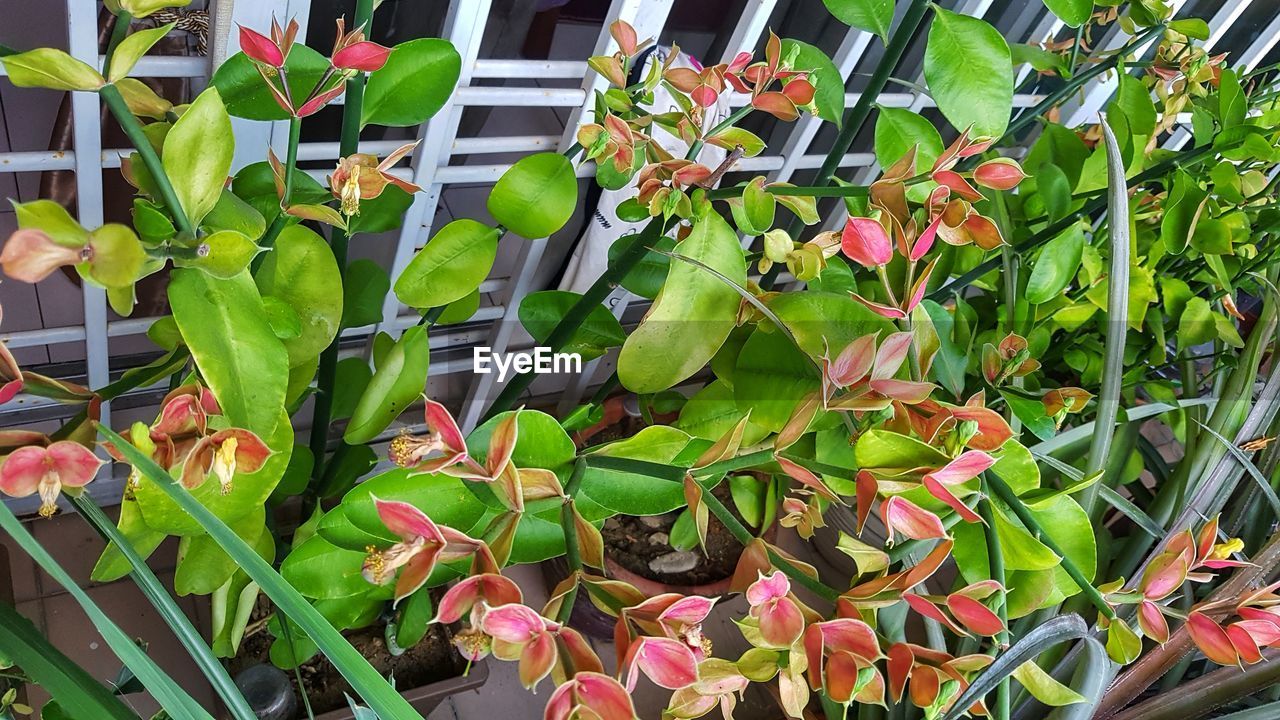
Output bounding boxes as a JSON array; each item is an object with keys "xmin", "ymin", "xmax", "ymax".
[
  {"xmin": 0, "ymin": 48, "xmax": 103, "ymax": 91},
  {"xmin": 84, "ymin": 224, "xmax": 147, "ymax": 289},
  {"xmin": 394, "ymin": 219, "xmax": 500, "ymax": 309},
  {"xmin": 0, "ymin": 502, "xmax": 213, "ymax": 719},
  {"xmin": 734, "ymin": 327, "xmax": 818, "ymax": 432},
  {"xmin": 262, "ymin": 296, "xmax": 303, "ymax": 339},
  {"xmin": 203, "ymin": 190, "xmax": 267, "ymax": 240},
  {"xmin": 100, "ymin": 424, "xmax": 428, "ymax": 720},
  {"xmin": 821, "ymin": 0, "xmax": 893, "ymax": 38},
  {"xmin": 1114, "ymin": 72, "xmax": 1157, "ymax": 140},
  {"xmin": 175, "ymin": 509, "xmax": 266, "ymax": 596},
  {"xmin": 518, "ymin": 291, "xmax": 625, "ymax": 361},
  {"xmin": 333, "ymin": 358, "xmax": 374, "ymax": 422},
  {"xmin": 1025, "ymin": 223, "xmax": 1085, "ymax": 304},
  {"xmin": 1025, "ymin": 122, "xmax": 1089, "ymax": 188},
  {"xmin": 921, "ymin": 300, "xmax": 967, "ymax": 399},
  {"xmin": 231, "ymin": 160, "xmax": 329, "ymax": 225},
  {"xmin": 134, "ymin": 408, "xmax": 294, "ymax": 536},
  {"xmin": 211, "ymin": 46, "xmax": 330, "ymax": 121},
  {"xmin": 281, "ymin": 534, "xmax": 372, "ymax": 599},
  {"xmin": 108, "ymin": 23, "xmax": 175, "ymax": 82},
  {"xmin": 924, "ymin": 8, "xmax": 1013, "ymax": 138},
  {"xmin": 362, "ymin": 38, "xmax": 461, "ymax": 127},
  {"xmin": 611, "ymin": 233, "xmax": 675, "ymax": 299},
  {"xmin": 580, "ymin": 426, "xmax": 695, "ymax": 516},
  {"xmin": 254, "ymin": 225, "xmax": 343, "ymax": 368},
  {"xmin": 349, "ymin": 185, "xmax": 414, "ymax": 234},
  {"xmin": 487, "ymin": 153, "xmax": 578, "ymax": 239},
  {"xmin": 163, "ymin": 87, "xmax": 234, "ymax": 226},
  {"xmin": 1169, "ymin": 18, "xmax": 1210, "ymax": 40},
  {"xmin": 168, "ymin": 268, "xmax": 288, "ymax": 437},
  {"xmin": 1011, "ymin": 660, "xmax": 1085, "ymax": 706},
  {"xmin": 874, "ymin": 106, "xmax": 944, "ymax": 171},
  {"xmin": 177, "ymin": 230, "xmax": 261, "ymax": 279},
  {"xmin": 12, "ymin": 198, "xmax": 89, "ymax": 248},
  {"xmin": 767, "ymin": 291, "xmax": 894, "ymax": 359},
  {"xmin": 1218, "ymin": 68, "xmax": 1246, "ymax": 129},
  {"xmin": 0, "ymin": 603, "xmax": 135, "ymax": 719},
  {"xmin": 619, "ymin": 211, "xmax": 745, "ymax": 393},
  {"xmin": 1010, "ymin": 44, "xmax": 1069, "ymax": 77},
  {"xmin": 344, "ymin": 326, "xmax": 430, "ymax": 445},
  {"xmin": 436, "ymin": 288, "xmax": 481, "ymax": 325},
  {"xmin": 336, "ymin": 469, "xmax": 490, "ymax": 547},
  {"xmin": 1043, "ymin": 0, "xmax": 1093, "ymax": 28},
  {"xmin": 90, "ymin": 498, "xmax": 166, "ymax": 583},
  {"xmin": 396, "ymin": 589, "xmax": 435, "ymax": 649},
  {"xmin": 675, "ymin": 380, "xmax": 771, "ymax": 446},
  {"xmin": 855, "ymin": 429, "xmax": 950, "ymax": 472},
  {"xmin": 1177, "ymin": 296, "xmax": 1216, "ymax": 350},
  {"xmin": 469, "ymin": 409, "xmax": 575, "ymax": 470},
  {"xmin": 781, "ymin": 40, "xmax": 845, "ymax": 127},
  {"xmin": 1106, "ymin": 618, "xmax": 1142, "ymax": 664}
]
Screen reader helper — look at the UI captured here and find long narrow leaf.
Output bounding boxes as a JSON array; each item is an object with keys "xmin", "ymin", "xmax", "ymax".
[
  {"xmin": 940, "ymin": 615, "xmax": 1092, "ymax": 720},
  {"xmin": 69, "ymin": 494, "xmax": 257, "ymax": 720},
  {"xmin": 1193, "ymin": 419, "xmax": 1280, "ymax": 518},
  {"xmin": 0, "ymin": 502, "xmax": 212, "ymax": 719},
  {"xmin": 1080, "ymin": 117, "xmax": 1130, "ymax": 512},
  {"xmin": 0, "ymin": 602, "xmax": 137, "ymax": 719},
  {"xmin": 1032, "ymin": 451, "xmax": 1165, "ymax": 538},
  {"xmin": 1030, "ymin": 399, "xmax": 1214, "ymax": 457},
  {"xmin": 97, "ymin": 424, "xmax": 427, "ymax": 720}
]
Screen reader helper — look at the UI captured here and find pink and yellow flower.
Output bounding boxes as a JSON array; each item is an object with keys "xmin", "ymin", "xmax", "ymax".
[{"xmin": 0, "ymin": 441, "xmax": 102, "ymax": 517}]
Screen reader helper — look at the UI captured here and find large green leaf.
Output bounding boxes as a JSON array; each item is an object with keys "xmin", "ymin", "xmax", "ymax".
[
  {"xmin": 518, "ymin": 290, "xmax": 625, "ymax": 361},
  {"xmin": 675, "ymin": 379, "xmax": 772, "ymax": 445},
  {"xmin": 175, "ymin": 509, "xmax": 266, "ymax": 596},
  {"xmin": 855, "ymin": 429, "xmax": 950, "ymax": 473},
  {"xmin": 344, "ymin": 326, "xmax": 430, "ymax": 445},
  {"xmin": 90, "ymin": 497, "xmax": 167, "ymax": 583},
  {"xmin": 254, "ymin": 225, "xmax": 343, "ymax": 368},
  {"xmin": 923, "ymin": 8, "xmax": 1013, "ymax": 137},
  {"xmin": 98, "ymin": 425, "xmax": 430, "ymax": 720},
  {"xmin": 135, "ymin": 409, "xmax": 294, "ymax": 536},
  {"xmin": 487, "ymin": 153, "xmax": 578, "ymax": 239},
  {"xmin": 281, "ymin": 534, "xmax": 373, "ymax": 599},
  {"xmin": 734, "ymin": 327, "xmax": 819, "ymax": 432},
  {"xmin": 342, "ymin": 259, "xmax": 391, "ymax": 329},
  {"xmin": 619, "ymin": 211, "xmax": 745, "ymax": 393},
  {"xmin": 162, "ymin": 87, "xmax": 234, "ymax": 226},
  {"xmin": 579, "ymin": 426, "xmax": 695, "ymax": 516},
  {"xmin": 781, "ymin": 40, "xmax": 844, "ymax": 127},
  {"xmin": 821, "ymin": 0, "xmax": 893, "ymax": 38},
  {"xmin": 1025, "ymin": 223, "xmax": 1085, "ymax": 304},
  {"xmin": 211, "ymin": 46, "xmax": 330, "ymax": 121},
  {"xmin": 874, "ymin": 105, "xmax": 944, "ymax": 171},
  {"xmin": 394, "ymin": 219, "xmax": 500, "ymax": 309},
  {"xmin": 767, "ymin": 291, "xmax": 894, "ymax": 359},
  {"xmin": 338, "ymin": 469, "xmax": 491, "ymax": 546},
  {"xmin": 362, "ymin": 38, "xmax": 461, "ymax": 127},
  {"xmin": 1043, "ymin": 0, "xmax": 1093, "ymax": 27},
  {"xmin": 468, "ymin": 409, "xmax": 576, "ymax": 470},
  {"xmin": 169, "ymin": 268, "xmax": 288, "ymax": 437}
]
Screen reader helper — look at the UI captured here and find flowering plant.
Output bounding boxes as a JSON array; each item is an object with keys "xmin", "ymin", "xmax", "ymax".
[{"xmin": 0, "ymin": 1, "xmax": 1279, "ymax": 720}]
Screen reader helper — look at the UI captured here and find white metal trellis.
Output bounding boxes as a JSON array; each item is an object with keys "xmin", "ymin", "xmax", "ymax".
[{"xmin": 0, "ymin": 0, "xmax": 1271, "ymax": 505}]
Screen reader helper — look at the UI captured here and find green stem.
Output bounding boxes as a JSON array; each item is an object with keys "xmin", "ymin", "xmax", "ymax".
[
  {"xmin": 100, "ymin": 84, "xmax": 193, "ymax": 233},
  {"xmin": 102, "ymin": 12, "xmax": 132, "ymax": 75},
  {"xmin": 761, "ymin": 0, "xmax": 931, "ymax": 289},
  {"xmin": 308, "ymin": 0, "xmax": 375, "ymax": 486},
  {"xmin": 556, "ymin": 460, "xmax": 588, "ymax": 624},
  {"xmin": 686, "ymin": 104, "xmax": 753, "ymax": 160},
  {"xmin": 482, "ymin": 216, "xmax": 669, "ymax": 420},
  {"xmin": 254, "ymin": 116, "xmax": 303, "ymax": 263},
  {"xmin": 69, "ymin": 495, "xmax": 257, "ymax": 720},
  {"xmin": 978, "ymin": 494, "xmax": 1010, "ymax": 720},
  {"xmin": 985, "ymin": 471, "xmax": 1115, "ymax": 620}
]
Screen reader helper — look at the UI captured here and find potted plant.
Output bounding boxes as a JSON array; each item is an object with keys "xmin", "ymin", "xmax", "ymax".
[{"xmin": 0, "ymin": 1, "xmax": 1278, "ymax": 719}]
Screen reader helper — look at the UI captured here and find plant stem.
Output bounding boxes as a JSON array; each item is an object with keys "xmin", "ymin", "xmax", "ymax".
[
  {"xmin": 761, "ymin": 0, "xmax": 931, "ymax": 289},
  {"xmin": 556, "ymin": 460, "xmax": 588, "ymax": 624},
  {"xmin": 482, "ymin": 216, "xmax": 668, "ymax": 420},
  {"xmin": 254, "ymin": 115, "xmax": 303, "ymax": 263},
  {"xmin": 978, "ymin": 493, "xmax": 1011, "ymax": 720},
  {"xmin": 100, "ymin": 83, "xmax": 193, "ymax": 233},
  {"xmin": 686, "ymin": 104, "xmax": 754, "ymax": 160},
  {"xmin": 985, "ymin": 471, "xmax": 1115, "ymax": 620},
  {"xmin": 102, "ymin": 11, "xmax": 132, "ymax": 75},
  {"xmin": 69, "ymin": 494, "xmax": 258, "ymax": 720},
  {"xmin": 308, "ymin": 0, "xmax": 374, "ymax": 486}
]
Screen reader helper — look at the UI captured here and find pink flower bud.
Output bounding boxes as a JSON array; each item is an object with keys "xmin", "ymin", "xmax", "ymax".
[
  {"xmin": 332, "ymin": 41, "xmax": 392, "ymax": 72},
  {"xmin": 972, "ymin": 158, "xmax": 1027, "ymax": 191},
  {"xmin": 238, "ymin": 25, "xmax": 284, "ymax": 67},
  {"xmin": 0, "ymin": 228, "xmax": 85, "ymax": 283}
]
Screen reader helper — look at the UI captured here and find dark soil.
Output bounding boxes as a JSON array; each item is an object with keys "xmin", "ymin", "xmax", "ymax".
[
  {"xmin": 229, "ymin": 600, "xmax": 465, "ymax": 717},
  {"xmin": 603, "ymin": 483, "xmax": 751, "ymax": 587}
]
